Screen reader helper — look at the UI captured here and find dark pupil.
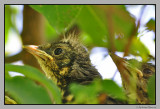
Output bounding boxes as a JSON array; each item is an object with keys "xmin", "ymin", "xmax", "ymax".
[{"xmin": 54, "ymin": 48, "xmax": 62, "ymax": 55}]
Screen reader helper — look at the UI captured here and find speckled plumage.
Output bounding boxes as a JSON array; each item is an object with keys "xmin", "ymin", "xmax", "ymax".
[
  {"xmin": 24, "ymin": 34, "xmax": 155, "ymax": 104},
  {"xmin": 24, "ymin": 34, "xmax": 102, "ymax": 102}
]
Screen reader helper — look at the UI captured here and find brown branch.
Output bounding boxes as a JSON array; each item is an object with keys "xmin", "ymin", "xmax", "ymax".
[
  {"xmin": 5, "ymin": 51, "xmax": 23, "ymax": 63},
  {"xmin": 95, "ymin": 5, "xmax": 117, "ymax": 53},
  {"xmin": 106, "ymin": 6, "xmax": 116, "ymax": 53},
  {"xmin": 123, "ymin": 5, "xmax": 146, "ymax": 57},
  {"xmin": 21, "ymin": 5, "xmax": 45, "ymax": 71}
]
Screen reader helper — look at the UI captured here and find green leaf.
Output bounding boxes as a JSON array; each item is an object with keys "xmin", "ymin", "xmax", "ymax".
[
  {"xmin": 5, "ymin": 95, "xmax": 17, "ymax": 104},
  {"xmin": 77, "ymin": 5, "xmax": 136, "ymax": 48},
  {"xmin": 147, "ymin": 74, "xmax": 155, "ymax": 104},
  {"xmin": 69, "ymin": 83, "xmax": 98, "ymax": 104},
  {"xmin": 115, "ymin": 37, "xmax": 150, "ymax": 61},
  {"xmin": 114, "ymin": 38, "xmax": 127, "ymax": 52},
  {"xmin": 111, "ymin": 5, "xmax": 135, "ymax": 38},
  {"xmin": 146, "ymin": 19, "xmax": 155, "ymax": 32},
  {"xmin": 5, "ymin": 5, "xmax": 21, "ymax": 50},
  {"xmin": 98, "ymin": 79, "xmax": 126, "ymax": 100},
  {"xmin": 130, "ymin": 37, "xmax": 150, "ymax": 61},
  {"xmin": 30, "ymin": 5, "xmax": 83, "ymax": 33},
  {"xmin": 5, "ymin": 5, "xmax": 12, "ymax": 44},
  {"xmin": 44, "ymin": 19, "xmax": 57, "ymax": 41},
  {"xmin": 5, "ymin": 76, "xmax": 52, "ymax": 104},
  {"xmin": 5, "ymin": 64, "xmax": 62, "ymax": 104},
  {"xmin": 77, "ymin": 5, "xmax": 108, "ymax": 46},
  {"xmin": 69, "ymin": 79, "xmax": 126, "ymax": 104}
]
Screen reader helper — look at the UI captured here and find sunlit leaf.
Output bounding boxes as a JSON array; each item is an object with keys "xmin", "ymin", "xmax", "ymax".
[
  {"xmin": 5, "ymin": 96, "xmax": 17, "ymax": 104},
  {"xmin": 5, "ymin": 5, "xmax": 12, "ymax": 44},
  {"xmin": 130, "ymin": 37, "xmax": 150, "ymax": 61},
  {"xmin": 30, "ymin": 5, "xmax": 83, "ymax": 33},
  {"xmin": 5, "ymin": 64, "xmax": 62, "ymax": 104}
]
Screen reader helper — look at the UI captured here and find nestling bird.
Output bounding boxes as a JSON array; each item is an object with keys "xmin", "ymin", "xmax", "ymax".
[
  {"xmin": 110, "ymin": 53, "xmax": 155, "ymax": 104},
  {"xmin": 24, "ymin": 33, "xmax": 155, "ymax": 104},
  {"xmin": 24, "ymin": 34, "xmax": 102, "ymax": 103}
]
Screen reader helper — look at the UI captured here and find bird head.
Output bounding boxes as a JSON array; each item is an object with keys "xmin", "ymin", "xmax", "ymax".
[{"xmin": 24, "ymin": 34, "xmax": 102, "ymax": 90}]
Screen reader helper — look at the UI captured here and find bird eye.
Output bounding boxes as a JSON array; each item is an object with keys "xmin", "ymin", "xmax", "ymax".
[{"xmin": 54, "ymin": 48, "xmax": 63, "ymax": 55}]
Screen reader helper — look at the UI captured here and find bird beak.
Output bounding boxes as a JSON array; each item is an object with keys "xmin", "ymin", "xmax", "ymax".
[{"xmin": 23, "ymin": 45, "xmax": 53, "ymax": 61}]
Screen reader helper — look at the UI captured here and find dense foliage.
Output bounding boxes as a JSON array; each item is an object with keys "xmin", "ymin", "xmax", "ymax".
[{"xmin": 5, "ymin": 5, "xmax": 155, "ymax": 104}]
